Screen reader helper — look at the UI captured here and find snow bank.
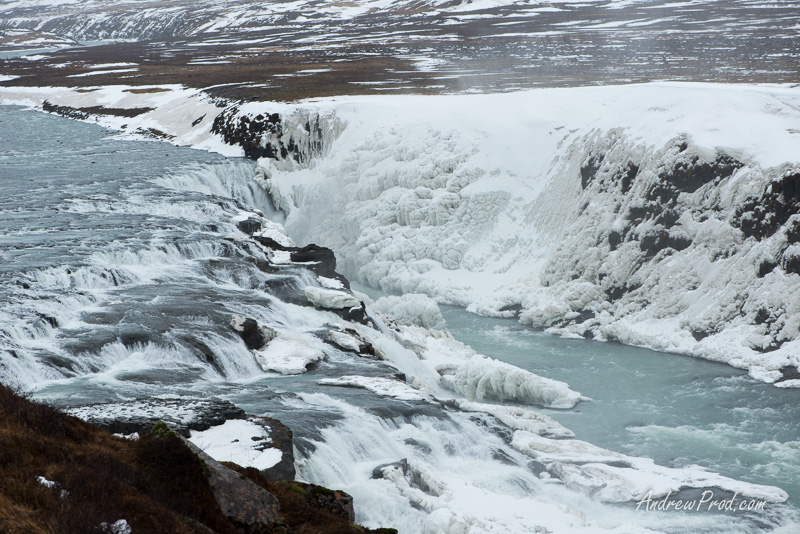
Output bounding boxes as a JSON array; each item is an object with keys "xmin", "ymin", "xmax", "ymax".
[{"xmin": 188, "ymin": 419, "xmax": 283, "ymax": 471}]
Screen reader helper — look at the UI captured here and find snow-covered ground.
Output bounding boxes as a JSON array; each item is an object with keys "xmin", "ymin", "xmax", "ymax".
[{"xmin": 4, "ymin": 82, "xmax": 799, "ymax": 385}]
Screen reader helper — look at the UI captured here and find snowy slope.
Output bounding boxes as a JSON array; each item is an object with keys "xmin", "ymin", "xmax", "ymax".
[{"xmin": 0, "ymin": 0, "xmax": 556, "ymax": 40}]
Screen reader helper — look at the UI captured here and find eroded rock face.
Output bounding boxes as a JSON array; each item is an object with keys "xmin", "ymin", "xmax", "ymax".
[
  {"xmin": 183, "ymin": 437, "xmax": 280, "ymax": 533},
  {"xmin": 211, "ymin": 108, "xmax": 338, "ymax": 164}
]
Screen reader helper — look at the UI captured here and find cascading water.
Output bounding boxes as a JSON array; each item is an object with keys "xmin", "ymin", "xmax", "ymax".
[{"xmin": 2, "ymin": 105, "xmax": 798, "ymax": 534}]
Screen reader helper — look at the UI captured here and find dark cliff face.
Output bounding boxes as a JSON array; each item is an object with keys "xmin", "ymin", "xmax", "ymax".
[
  {"xmin": 734, "ymin": 171, "xmax": 800, "ymax": 276},
  {"xmin": 211, "ymin": 107, "xmax": 332, "ymax": 163}
]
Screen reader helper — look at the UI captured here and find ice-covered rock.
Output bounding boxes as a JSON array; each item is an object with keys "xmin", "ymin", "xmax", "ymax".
[
  {"xmin": 318, "ymin": 375, "xmax": 433, "ymax": 402},
  {"xmin": 67, "ymin": 398, "xmax": 245, "ymax": 437},
  {"xmin": 372, "ymin": 293, "xmax": 447, "ymax": 331},
  {"xmin": 439, "ymin": 355, "xmax": 586, "ymax": 409},
  {"xmin": 253, "ymin": 331, "xmax": 325, "ymax": 374},
  {"xmin": 304, "ymin": 286, "xmax": 360, "ymax": 310},
  {"xmin": 230, "ymin": 314, "xmax": 275, "ymax": 351},
  {"xmin": 458, "ymin": 401, "xmax": 574, "ymax": 438}
]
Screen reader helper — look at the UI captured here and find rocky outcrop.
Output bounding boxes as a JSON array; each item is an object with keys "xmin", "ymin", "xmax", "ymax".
[
  {"xmin": 42, "ymin": 100, "xmax": 153, "ymax": 119},
  {"xmin": 251, "ymin": 416, "xmax": 296, "ymax": 482},
  {"xmin": 183, "ymin": 437, "xmax": 280, "ymax": 533},
  {"xmin": 67, "ymin": 398, "xmax": 245, "ymax": 437},
  {"xmin": 231, "ymin": 314, "xmax": 276, "ymax": 351},
  {"xmin": 211, "ymin": 108, "xmax": 341, "ymax": 164},
  {"xmin": 324, "ymin": 327, "xmax": 377, "ymax": 357}
]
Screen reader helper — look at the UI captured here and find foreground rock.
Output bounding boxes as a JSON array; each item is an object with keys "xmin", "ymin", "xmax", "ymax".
[
  {"xmin": 182, "ymin": 431, "xmax": 280, "ymax": 533},
  {"xmin": 0, "ymin": 384, "xmax": 396, "ymax": 534}
]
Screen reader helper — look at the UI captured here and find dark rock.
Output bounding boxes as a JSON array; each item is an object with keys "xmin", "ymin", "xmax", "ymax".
[
  {"xmin": 290, "ymin": 244, "xmax": 343, "ymax": 281},
  {"xmin": 755, "ymin": 307, "xmax": 773, "ymax": 325},
  {"xmin": 580, "ymin": 155, "xmax": 603, "ymax": 189},
  {"xmin": 253, "ymin": 237, "xmax": 352, "ymax": 291},
  {"xmin": 776, "ymin": 366, "xmax": 800, "ymax": 383},
  {"xmin": 43, "ymin": 100, "xmax": 155, "ymax": 120},
  {"xmin": 758, "ymin": 260, "xmax": 778, "ymax": 278},
  {"xmin": 231, "ymin": 315, "xmax": 276, "ymax": 351},
  {"xmin": 211, "ymin": 108, "xmax": 327, "ymax": 163},
  {"xmin": 734, "ymin": 172, "xmax": 800, "ymax": 240},
  {"xmin": 183, "ymin": 437, "xmax": 280, "ymax": 532},
  {"xmin": 607, "ymin": 230, "xmax": 622, "ymax": 250},
  {"xmin": 667, "ymin": 231, "xmax": 692, "ymax": 251},
  {"xmin": 656, "ymin": 208, "xmax": 681, "ymax": 228},
  {"xmin": 335, "ymin": 301, "xmax": 373, "ymax": 327},
  {"xmin": 639, "ymin": 230, "xmax": 670, "ymax": 257},
  {"xmin": 250, "ymin": 416, "xmax": 295, "ymax": 482},
  {"xmin": 628, "ymin": 204, "xmax": 653, "ymax": 224},
  {"xmin": 663, "ymin": 154, "xmax": 743, "ymax": 194},
  {"xmin": 499, "ymin": 303, "xmax": 523, "ymax": 316},
  {"xmin": 619, "ymin": 161, "xmax": 639, "ymax": 193},
  {"xmin": 237, "ymin": 217, "xmax": 263, "ymax": 235},
  {"xmin": 324, "ymin": 327, "xmax": 377, "ymax": 357},
  {"xmin": 691, "ymin": 329, "xmax": 711, "ymax": 341},
  {"xmin": 254, "ymin": 235, "xmax": 290, "ymax": 251},
  {"xmin": 372, "ymin": 459, "xmax": 409, "ymax": 480},
  {"xmin": 781, "ymin": 249, "xmax": 800, "ymax": 275},
  {"xmin": 606, "ymin": 282, "xmax": 641, "ymax": 302}
]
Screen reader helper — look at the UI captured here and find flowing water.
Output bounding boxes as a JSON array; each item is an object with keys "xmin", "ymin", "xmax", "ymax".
[
  {"xmin": 2, "ymin": 105, "xmax": 799, "ymax": 533},
  {"xmin": 435, "ymin": 305, "xmax": 800, "ymax": 511}
]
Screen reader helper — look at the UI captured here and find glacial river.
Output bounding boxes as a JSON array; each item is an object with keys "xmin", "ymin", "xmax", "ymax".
[{"xmin": 2, "ymin": 105, "xmax": 798, "ymax": 534}]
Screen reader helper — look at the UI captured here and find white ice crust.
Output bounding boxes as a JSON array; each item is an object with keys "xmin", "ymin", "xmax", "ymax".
[
  {"xmin": 254, "ymin": 331, "xmax": 324, "ymax": 374},
  {"xmin": 304, "ymin": 286, "xmax": 360, "ymax": 310},
  {"xmin": 188, "ymin": 419, "xmax": 282, "ymax": 471},
  {"xmin": 372, "ymin": 293, "xmax": 447, "ymax": 330}
]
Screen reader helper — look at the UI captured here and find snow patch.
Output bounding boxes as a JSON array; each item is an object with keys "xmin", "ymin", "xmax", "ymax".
[{"xmin": 188, "ymin": 419, "xmax": 282, "ymax": 471}]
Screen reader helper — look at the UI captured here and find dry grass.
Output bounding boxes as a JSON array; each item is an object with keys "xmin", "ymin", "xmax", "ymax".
[{"xmin": 0, "ymin": 384, "xmax": 209, "ymax": 533}]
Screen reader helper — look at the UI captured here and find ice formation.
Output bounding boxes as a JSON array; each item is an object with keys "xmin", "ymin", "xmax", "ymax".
[
  {"xmin": 253, "ymin": 331, "xmax": 325, "ymax": 374},
  {"xmin": 372, "ymin": 294, "xmax": 447, "ymax": 331},
  {"xmin": 246, "ymin": 83, "xmax": 800, "ymax": 384}
]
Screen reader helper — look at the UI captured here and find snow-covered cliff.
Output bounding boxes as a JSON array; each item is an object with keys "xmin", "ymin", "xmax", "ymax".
[{"xmin": 258, "ymin": 83, "xmax": 800, "ymax": 385}]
